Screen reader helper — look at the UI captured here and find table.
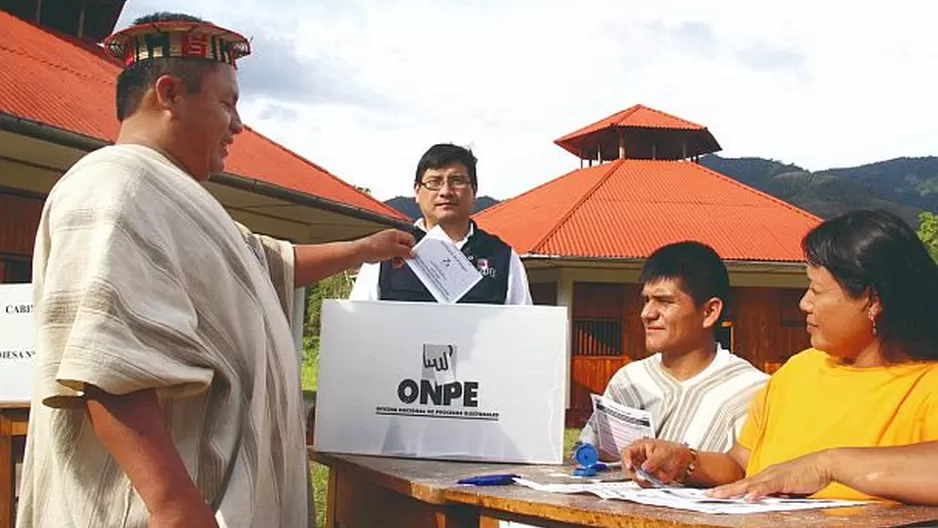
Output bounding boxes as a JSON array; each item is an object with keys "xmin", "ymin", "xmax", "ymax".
[
  {"xmin": 0, "ymin": 404, "xmax": 28, "ymax": 528},
  {"xmin": 311, "ymin": 450, "xmax": 938, "ymax": 528}
]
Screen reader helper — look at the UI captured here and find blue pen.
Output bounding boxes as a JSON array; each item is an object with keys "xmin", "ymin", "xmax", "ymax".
[{"xmin": 457, "ymin": 473, "xmax": 520, "ymax": 486}]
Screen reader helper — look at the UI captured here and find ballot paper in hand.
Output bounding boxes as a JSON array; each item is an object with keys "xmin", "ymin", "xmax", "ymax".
[
  {"xmin": 406, "ymin": 226, "xmax": 482, "ymax": 303},
  {"xmin": 590, "ymin": 394, "xmax": 655, "ymax": 458}
]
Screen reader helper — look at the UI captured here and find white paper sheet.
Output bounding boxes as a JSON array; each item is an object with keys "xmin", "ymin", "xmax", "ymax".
[
  {"xmin": 590, "ymin": 394, "xmax": 655, "ymax": 458},
  {"xmin": 513, "ymin": 478, "xmax": 867, "ymax": 514},
  {"xmin": 405, "ymin": 226, "xmax": 482, "ymax": 303}
]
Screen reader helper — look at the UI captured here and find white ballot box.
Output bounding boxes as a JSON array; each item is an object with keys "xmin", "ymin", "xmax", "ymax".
[
  {"xmin": 0, "ymin": 283, "xmax": 35, "ymax": 403},
  {"xmin": 314, "ymin": 300, "xmax": 568, "ymax": 464}
]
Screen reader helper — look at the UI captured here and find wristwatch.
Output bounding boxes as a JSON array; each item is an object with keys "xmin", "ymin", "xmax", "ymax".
[{"xmin": 681, "ymin": 445, "xmax": 699, "ymax": 483}]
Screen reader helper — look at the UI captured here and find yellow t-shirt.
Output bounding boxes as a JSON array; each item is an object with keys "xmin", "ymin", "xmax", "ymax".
[{"xmin": 738, "ymin": 348, "xmax": 938, "ymax": 501}]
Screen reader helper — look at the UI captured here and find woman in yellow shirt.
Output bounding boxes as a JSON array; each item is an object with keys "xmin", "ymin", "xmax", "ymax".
[{"xmin": 621, "ymin": 209, "xmax": 938, "ymax": 505}]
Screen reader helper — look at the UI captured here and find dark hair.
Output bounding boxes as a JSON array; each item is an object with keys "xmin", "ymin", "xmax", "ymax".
[
  {"xmin": 414, "ymin": 144, "xmax": 478, "ymax": 190},
  {"xmin": 640, "ymin": 241, "xmax": 731, "ymax": 324},
  {"xmin": 115, "ymin": 12, "xmax": 219, "ymax": 121},
  {"xmin": 802, "ymin": 209, "xmax": 938, "ymax": 362}
]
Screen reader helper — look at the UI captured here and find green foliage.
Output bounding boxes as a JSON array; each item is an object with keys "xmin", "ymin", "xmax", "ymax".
[
  {"xmin": 700, "ymin": 154, "xmax": 934, "ymax": 228},
  {"xmin": 917, "ymin": 211, "xmax": 938, "ymax": 263},
  {"xmin": 305, "ymin": 272, "xmax": 355, "ymax": 338},
  {"xmin": 300, "ymin": 272, "xmax": 354, "ymax": 391}
]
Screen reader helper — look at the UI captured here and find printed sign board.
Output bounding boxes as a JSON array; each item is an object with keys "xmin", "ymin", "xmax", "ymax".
[
  {"xmin": 0, "ymin": 283, "xmax": 35, "ymax": 403},
  {"xmin": 314, "ymin": 300, "xmax": 568, "ymax": 464}
]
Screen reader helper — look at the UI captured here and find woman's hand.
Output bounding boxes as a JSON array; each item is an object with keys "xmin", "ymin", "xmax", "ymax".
[{"xmin": 708, "ymin": 450, "xmax": 834, "ymax": 500}]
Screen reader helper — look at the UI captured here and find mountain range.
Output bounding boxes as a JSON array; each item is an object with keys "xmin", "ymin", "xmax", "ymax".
[{"xmin": 384, "ymin": 156, "xmax": 938, "ymax": 228}]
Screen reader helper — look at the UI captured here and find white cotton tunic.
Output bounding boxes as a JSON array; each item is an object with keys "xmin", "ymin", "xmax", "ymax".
[
  {"xmin": 580, "ymin": 345, "xmax": 769, "ymax": 453},
  {"xmin": 17, "ymin": 145, "xmax": 311, "ymax": 527}
]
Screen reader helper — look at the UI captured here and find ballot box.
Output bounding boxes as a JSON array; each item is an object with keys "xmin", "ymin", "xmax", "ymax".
[{"xmin": 313, "ymin": 300, "xmax": 567, "ymax": 464}]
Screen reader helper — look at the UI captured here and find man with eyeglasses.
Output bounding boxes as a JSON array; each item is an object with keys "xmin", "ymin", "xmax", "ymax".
[{"xmin": 350, "ymin": 143, "xmax": 532, "ymax": 304}]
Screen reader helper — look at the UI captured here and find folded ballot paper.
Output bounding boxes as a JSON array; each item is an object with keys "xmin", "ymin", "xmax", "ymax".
[
  {"xmin": 513, "ymin": 478, "xmax": 867, "ymax": 515},
  {"xmin": 405, "ymin": 225, "xmax": 481, "ymax": 304}
]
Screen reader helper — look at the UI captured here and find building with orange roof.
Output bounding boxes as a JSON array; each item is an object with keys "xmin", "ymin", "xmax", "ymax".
[
  {"xmin": 0, "ymin": 1, "xmax": 407, "ymax": 284},
  {"xmin": 475, "ymin": 104, "xmax": 821, "ymax": 426}
]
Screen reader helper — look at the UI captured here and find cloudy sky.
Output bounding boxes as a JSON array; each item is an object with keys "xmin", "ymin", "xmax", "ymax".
[{"xmin": 118, "ymin": 1, "xmax": 938, "ymax": 201}]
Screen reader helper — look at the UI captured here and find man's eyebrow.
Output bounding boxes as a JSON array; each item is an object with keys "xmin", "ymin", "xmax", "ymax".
[{"xmin": 644, "ymin": 293, "xmax": 676, "ymax": 301}]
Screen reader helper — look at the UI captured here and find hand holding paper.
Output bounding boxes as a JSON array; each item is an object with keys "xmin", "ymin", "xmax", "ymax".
[
  {"xmin": 589, "ymin": 394, "xmax": 655, "ymax": 459},
  {"xmin": 621, "ymin": 438, "xmax": 696, "ymax": 488},
  {"xmin": 405, "ymin": 226, "xmax": 482, "ymax": 303}
]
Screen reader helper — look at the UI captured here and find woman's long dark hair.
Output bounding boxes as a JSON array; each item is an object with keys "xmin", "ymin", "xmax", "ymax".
[{"xmin": 802, "ymin": 209, "xmax": 938, "ymax": 362}]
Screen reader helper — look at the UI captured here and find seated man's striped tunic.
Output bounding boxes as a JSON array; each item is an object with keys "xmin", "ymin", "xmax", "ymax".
[
  {"xmin": 579, "ymin": 345, "xmax": 768, "ymax": 453},
  {"xmin": 17, "ymin": 144, "xmax": 311, "ymax": 527}
]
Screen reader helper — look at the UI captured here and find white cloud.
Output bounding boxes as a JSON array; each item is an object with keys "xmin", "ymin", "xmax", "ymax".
[{"xmin": 118, "ymin": 0, "xmax": 938, "ymax": 200}]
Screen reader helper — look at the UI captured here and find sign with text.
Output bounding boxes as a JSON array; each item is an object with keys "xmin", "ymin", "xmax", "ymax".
[
  {"xmin": 0, "ymin": 283, "xmax": 35, "ymax": 403},
  {"xmin": 314, "ymin": 300, "xmax": 568, "ymax": 464}
]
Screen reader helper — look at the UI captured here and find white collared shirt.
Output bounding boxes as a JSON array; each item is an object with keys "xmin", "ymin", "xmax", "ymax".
[{"xmin": 349, "ymin": 220, "xmax": 533, "ymax": 305}]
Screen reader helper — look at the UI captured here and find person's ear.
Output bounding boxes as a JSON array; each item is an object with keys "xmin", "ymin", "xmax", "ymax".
[
  {"xmin": 701, "ymin": 297, "xmax": 724, "ymax": 330},
  {"xmin": 153, "ymin": 74, "xmax": 187, "ymax": 115}
]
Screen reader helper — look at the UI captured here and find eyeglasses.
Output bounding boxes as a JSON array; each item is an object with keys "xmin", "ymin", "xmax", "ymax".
[{"xmin": 419, "ymin": 177, "xmax": 472, "ymax": 191}]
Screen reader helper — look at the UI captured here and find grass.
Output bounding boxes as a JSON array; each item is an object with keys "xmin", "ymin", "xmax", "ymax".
[
  {"xmin": 303, "ymin": 353, "xmax": 581, "ymax": 528},
  {"xmin": 301, "ymin": 355, "xmax": 328, "ymax": 527}
]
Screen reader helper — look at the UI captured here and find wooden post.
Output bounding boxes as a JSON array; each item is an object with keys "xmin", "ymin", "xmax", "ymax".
[
  {"xmin": 682, "ymin": 139, "xmax": 687, "ymax": 160},
  {"xmin": 0, "ymin": 408, "xmax": 28, "ymax": 528},
  {"xmin": 597, "ymin": 144, "xmax": 602, "ymax": 164},
  {"xmin": 618, "ymin": 130, "xmax": 626, "ymax": 159},
  {"xmin": 77, "ymin": 2, "xmax": 86, "ymax": 39},
  {"xmin": 0, "ymin": 413, "xmax": 10, "ymax": 528},
  {"xmin": 34, "ymin": 0, "xmax": 43, "ymax": 23}
]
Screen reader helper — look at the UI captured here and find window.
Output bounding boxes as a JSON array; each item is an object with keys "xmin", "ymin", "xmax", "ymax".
[
  {"xmin": 573, "ymin": 319, "xmax": 623, "ymax": 356},
  {"xmin": 572, "ymin": 282, "xmax": 625, "ymax": 356},
  {"xmin": 715, "ymin": 321, "xmax": 734, "ymax": 352},
  {"xmin": 530, "ymin": 282, "xmax": 557, "ymax": 306},
  {"xmin": 779, "ymin": 288, "xmax": 805, "ymax": 328},
  {"xmin": 0, "ymin": 255, "xmax": 31, "ymax": 283}
]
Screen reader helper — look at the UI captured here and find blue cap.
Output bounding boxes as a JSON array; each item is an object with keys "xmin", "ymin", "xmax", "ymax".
[{"xmin": 574, "ymin": 443, "xmax": 598, "ymax": 467}]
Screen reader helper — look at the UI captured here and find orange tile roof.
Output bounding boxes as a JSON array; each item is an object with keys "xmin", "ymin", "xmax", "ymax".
[
  {"xmin": 556, "ymin": 104, "xmax": 704, "ymax": 140},
  {"xmin": 475, "ymin": 159, "xmax": 821, "ymax": 262},
  {"xmin": 554, "ymin": 104, "xmax": 720, "ymax": 159},
  {"xmin": 0, "ymin": 12, "xmax": 404, "ymax": 221}
]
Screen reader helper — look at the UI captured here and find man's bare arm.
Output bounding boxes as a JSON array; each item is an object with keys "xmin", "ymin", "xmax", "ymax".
[
  {"xmin": 84, "ymin": 385, "xmax": 217, "ymax": 527},
  {"xmin": 293, "ymin": 228, "xmax": 414, "ymax": 287}
]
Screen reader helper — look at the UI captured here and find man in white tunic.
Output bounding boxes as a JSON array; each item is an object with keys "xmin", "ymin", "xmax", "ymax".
[
  {"xmin": 579, "ymin": 241, "xmax": 768, "ymax": 460},
  {"xmin": 17, "ymin": 12, "xmax": 413, "ymax": 528}
]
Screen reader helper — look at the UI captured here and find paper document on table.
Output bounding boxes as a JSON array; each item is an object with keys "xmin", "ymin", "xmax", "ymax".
[
  {"xmin": 513, "ymin": 479, "xmax": 867, "ymax": 514},
  {"xmin": 590, "ymin": 394, "xmax": 655, "ymax": 457},
  {"xmin": 405, "ymin": 226, "xmax": 482, "ymax": 303}
]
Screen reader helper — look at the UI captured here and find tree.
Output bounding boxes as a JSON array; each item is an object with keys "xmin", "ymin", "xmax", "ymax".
[
  {"xmin": 304, "ymin": 271, "xmax": 355, "ymax": 338},
  {"xmin": 916, "ymin": 211, "xmax": 938, "ymax": 263},
  {"xmin": 301, "ymin": 271, "xmax": 355, "ymax": 370}
]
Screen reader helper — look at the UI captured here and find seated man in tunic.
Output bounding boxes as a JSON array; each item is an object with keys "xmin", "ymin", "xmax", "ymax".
[
  {"xmin": 350, "ymin": 143, "xmax": 532, "ymax": 304},
  {"xmin": 578, "ymin": 241, "xmax": 768, "ymax": 459}
]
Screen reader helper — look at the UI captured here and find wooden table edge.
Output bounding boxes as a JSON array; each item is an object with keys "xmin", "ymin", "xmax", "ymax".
[
  {"xmin": 442, "ymin": 486, "xmax": 938, "ymax": 528},
  {"xmin": 309, "ymin": 448, "xmax": 451, "ymax": 504}
]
